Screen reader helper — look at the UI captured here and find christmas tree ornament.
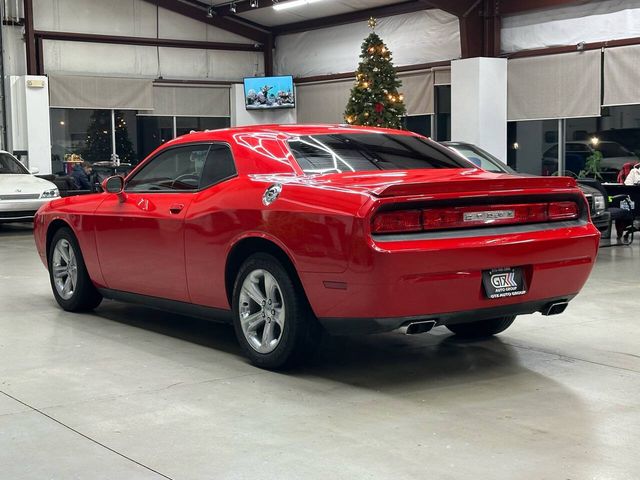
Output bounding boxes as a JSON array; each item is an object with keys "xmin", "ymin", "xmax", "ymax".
[{"xmin": 367, "ymin": 17, "xmax": 377, "ymax": 30}]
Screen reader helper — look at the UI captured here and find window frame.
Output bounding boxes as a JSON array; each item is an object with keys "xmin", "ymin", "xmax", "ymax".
[{"xmin": 124, "ymin": 141, "xmax": 238, "ymax": 194}]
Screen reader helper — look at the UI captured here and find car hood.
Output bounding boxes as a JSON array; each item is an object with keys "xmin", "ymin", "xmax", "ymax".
[
  {"xmin": 258, "ymin": 169, "xmax": 578, "ymax": 197},
  {"xmin": 0, "ymin": 174, "xmax": 57, "ymax": 195}
]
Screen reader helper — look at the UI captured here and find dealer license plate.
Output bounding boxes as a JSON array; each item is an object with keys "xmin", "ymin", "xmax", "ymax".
[{"xmin": 482, "ymin": 267, "xmax": 527, "ymax": 299}]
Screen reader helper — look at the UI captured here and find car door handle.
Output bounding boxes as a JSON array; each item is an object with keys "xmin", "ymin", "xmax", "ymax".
[{"xmin": 169, "ymin": 203, "xmax": 184, "ymax": 214}]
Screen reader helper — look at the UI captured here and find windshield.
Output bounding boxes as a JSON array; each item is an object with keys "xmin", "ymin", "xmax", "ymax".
[
  {"xmin": 287, "ymin": 134, "xmax": 467, "ymax": 174},
  {"xmin": 595, "ymin": 142, "xmax": 632, "ymax": 158},
  {"xmin": 0, "ymin": 152, "xmax": 29, "ymax": 174},
  {"xmin": 447, "ymin": 145, "xmax": 515, "ymax": 173}
]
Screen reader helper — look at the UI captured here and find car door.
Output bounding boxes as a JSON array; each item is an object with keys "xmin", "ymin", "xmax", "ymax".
[
  {"xmin": 94, "ymin": 143, "xmax": 211, "ymax": 301},
  {"xmin": 183, "ymin": 143, "xmax": 240, "ymax": 308}
]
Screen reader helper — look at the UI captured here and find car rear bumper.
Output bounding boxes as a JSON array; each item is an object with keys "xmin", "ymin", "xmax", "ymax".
[
  {"xmin": 318, "ymin": 295, "xmax": 575, "ymax": 334},
  {"xmin": 301, "ymin": 221, "xmax": 600, "ymax": 332}
]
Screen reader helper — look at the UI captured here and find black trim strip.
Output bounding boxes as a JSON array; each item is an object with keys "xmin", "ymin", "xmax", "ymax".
[{"xmin": 98, "ymin": 288, "xmax": 232, "ymax": 324}]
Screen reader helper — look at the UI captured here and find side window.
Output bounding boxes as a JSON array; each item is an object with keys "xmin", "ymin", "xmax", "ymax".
[
  {"xmin": 126, "ymin": 145, "xmax": 210, "ymax": 192},
  {"xmin": 199, "ymin": 144, "xmax": 237, "ymax": 189}
]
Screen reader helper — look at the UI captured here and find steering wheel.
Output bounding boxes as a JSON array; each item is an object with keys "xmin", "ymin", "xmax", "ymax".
[{"xmin": 170, "ymin": 173, "xmax": 199, "ymax": 189}]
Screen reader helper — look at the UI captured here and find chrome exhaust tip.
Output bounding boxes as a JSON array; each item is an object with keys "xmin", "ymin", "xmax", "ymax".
[
  {"xmin": 399, "ymin": 320, "xmax": 437, "ymax": 335},
  {"xmin": 542, "ymin": 301, "xmax": 569, "ymax": 316}
]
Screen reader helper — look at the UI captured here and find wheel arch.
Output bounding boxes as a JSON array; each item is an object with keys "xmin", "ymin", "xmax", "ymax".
[
  {"xmin": 46, "ymin": 219, "xmax": 74, "ymax": 262},
  {"xmin": 225, "ymin": 236, "xmax": 306, "ymax": 308}
]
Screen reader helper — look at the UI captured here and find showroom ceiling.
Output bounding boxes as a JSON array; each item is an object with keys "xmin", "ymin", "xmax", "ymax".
[{"xmin": 210, "ymin": 0, "xmax": 411, "ymax": 27}]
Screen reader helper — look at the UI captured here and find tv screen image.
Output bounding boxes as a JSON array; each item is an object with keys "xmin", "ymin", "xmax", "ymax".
[{"xmin": 244, "ymin": 76, "xmax": 295, "ymax": 110}]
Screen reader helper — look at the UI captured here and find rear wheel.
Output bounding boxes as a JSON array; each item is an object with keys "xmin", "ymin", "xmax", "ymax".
[
  {"xmin": 232, "ymin": 253, "xmax": 321, "ymax": 369},
  {"xmin": 446, "ymin": 315, "xmax": 516, "ymax": 338},
  {"xmin": 48, "ymin": 228, "xmax": 102, "ymax": 312}
]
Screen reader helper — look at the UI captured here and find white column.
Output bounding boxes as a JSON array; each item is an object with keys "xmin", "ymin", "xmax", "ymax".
[
  {"xmin": 6, "ymin": 75, "xmax": 52, "ymax": 174},
  {"xmin": 451, "ymin": 57, "xmax": 508, "ymax": 163}
]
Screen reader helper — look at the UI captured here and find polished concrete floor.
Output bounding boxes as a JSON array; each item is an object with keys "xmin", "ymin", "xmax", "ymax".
[{"xmin": 0, "ymin": 223, "xmax": 639, "ymax": 480}]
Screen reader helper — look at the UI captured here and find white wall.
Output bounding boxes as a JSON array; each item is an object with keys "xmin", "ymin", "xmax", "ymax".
[
  {"xmin": 230, "ymin": 84, "xmax": 296, "ymax": 127},
  {"xmin": 451, "ymin": 58, "xmax": 508, "ymax": 162},
  {"xmin": 275, "ymin": 10, "xmax": 460, "ymax": 78},
  {"xmin": 17, "ymin": 0, "xmax": 264, "ymax": 81},
  {"xmin": 502, "ymin": 0, "xmax": 640, "ymax": 53}
]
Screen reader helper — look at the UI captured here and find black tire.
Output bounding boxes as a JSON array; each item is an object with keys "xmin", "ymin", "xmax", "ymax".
[
  {"xmin": 231, "ymin": 253, "xmax": 321, "ymax": 369},
  {"xmin": 48, "ymin": 227, "xmax": 102, "ymax": 312},
  {"xmin": 446, "ymin": 315, "xmax": 516, "ymax": 339}
]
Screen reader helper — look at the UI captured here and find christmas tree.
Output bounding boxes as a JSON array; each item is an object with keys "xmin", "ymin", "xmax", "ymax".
[
  {"xmin": 83, "ymin": 110, "xmax": 136, "ymax": 163},
  {"xmin": 344, "ymin": 18, "xmax": 406, "ymax": 129}
]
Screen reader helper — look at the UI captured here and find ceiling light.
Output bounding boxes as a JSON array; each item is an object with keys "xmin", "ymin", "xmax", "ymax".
[
  {"xmin": 273, "ymin": 0, "xmax": 324, "ymax": 10},
  {"xmin": 206, "ymin": 5, "xmax": 215, "ymax": 17},
  {"xmin": 230, "ymin": 2, "xmax": 237, "ymax": 13},
  {"xmin": 250, "ymin": 0, "xmax": 258, "ymax": 7}
]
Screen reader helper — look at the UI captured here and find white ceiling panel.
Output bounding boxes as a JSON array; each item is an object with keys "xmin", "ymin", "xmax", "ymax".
[{"xmin": 212, "ymin": 0, "xmax": 407, "ymax": 27}]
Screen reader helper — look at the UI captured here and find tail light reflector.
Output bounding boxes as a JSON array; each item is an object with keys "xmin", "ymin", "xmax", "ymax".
[
  {"xmin": 371, "ymin": 209, "xmax": 422, "ymax": 234},
  {"xmin": 548, "ymin": 201, "xmax": 579, "ymax": 220},
  {"xmin": 372, "ymin": 201, "xmax": 579, "ymax": 234}
]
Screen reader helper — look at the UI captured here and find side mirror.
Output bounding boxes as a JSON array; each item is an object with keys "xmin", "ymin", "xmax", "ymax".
[
  {"xmin": 29, "ymin": 166, "xmax": 40, "ymax": 174},
  {"xmin": 102, "ymin": 175, "xmax": 125, "ymax": 194}
]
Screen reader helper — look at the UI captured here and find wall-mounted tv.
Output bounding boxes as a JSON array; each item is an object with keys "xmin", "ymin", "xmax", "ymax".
[{"xmin": 244, "ymin": 75, "xmax": 295, "ymax": 110}]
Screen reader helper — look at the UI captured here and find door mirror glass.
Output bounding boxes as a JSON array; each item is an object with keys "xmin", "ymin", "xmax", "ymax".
[{"xmin": 102, "ymin": 175, "xmax": 124, "ymax": 194}]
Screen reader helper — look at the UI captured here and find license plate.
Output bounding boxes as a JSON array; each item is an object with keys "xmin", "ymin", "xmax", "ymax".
[{"xmin": 482, "ymin": 267, "xmax": 527, "ymax": 299}]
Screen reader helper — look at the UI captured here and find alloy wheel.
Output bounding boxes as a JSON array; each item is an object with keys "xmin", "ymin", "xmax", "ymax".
[
  {"xmin": 238, "ymin": 269, "xmax": 286, "ymax": 354},
  {"xmin": 52, "ymin": 238, "xmax": 78, "ymax": 300}
]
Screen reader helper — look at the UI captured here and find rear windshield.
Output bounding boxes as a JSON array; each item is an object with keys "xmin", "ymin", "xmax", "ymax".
[{"xmin": 287, "ymin": 134, "xmax": 466, "ymax": 174}]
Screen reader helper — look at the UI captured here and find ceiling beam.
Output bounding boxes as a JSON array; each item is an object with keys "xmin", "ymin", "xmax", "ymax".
[
  {"xmin": 273, "ymin": 1, "xmax": 434, "ymax": 36},
  {"xmin": 144, "ymin": 0, "xmax": 269, "ymax": 43},
  {"xmin": 500, "ymin": 0, "xmax": 584, "ymax": 15},
  {"xmin": 34, "ymin": 30, "xmax": 263, "ymax": 52}
]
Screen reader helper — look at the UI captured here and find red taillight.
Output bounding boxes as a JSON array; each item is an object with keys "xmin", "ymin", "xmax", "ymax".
[
  {"xmin": 372, "ymin": 201, "xmax": 579, "ymax": 234},
  {"xmin": 548, "ymin": 201, "xmax": 579, "ymax": 220},
  {"xmin": 371, "ymin": 209, "xmax": 422, "ymax": 234}
]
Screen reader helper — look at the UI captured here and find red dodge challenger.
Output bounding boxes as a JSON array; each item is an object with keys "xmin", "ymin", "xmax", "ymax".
[{"xmin": 34, "ymin": 125, "xmax": 600, "ymax": 368}]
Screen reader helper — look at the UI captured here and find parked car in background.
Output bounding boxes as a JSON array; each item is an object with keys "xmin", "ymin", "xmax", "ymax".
[
  {"xmin": 0, "ymin": 151, "xmax": 60, "ymax": 223},
  {"xmin": 541, "ymin": 140, "xmax": 638, "ymax": 179},
  {"xmin": 34, "ymin": 126, "xmax": 600, "ymax": 369},
  {"xmin": 588, "ymin": 128, "xmax": 640, "ymax": 154},
  {"xmin": 443, "ymin": 141, "xmax": 610, "ymax": 235}
]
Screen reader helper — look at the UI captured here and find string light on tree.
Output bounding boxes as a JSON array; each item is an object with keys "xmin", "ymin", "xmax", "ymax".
[{"xmin": 344, "ymin": 17, "xmax": 406, "ymax": 129}]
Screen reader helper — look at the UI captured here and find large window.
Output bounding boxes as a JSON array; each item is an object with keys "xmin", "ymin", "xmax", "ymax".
[
  {"xmin": 50, "ymin": 109, "xmax": 138, "ymax": 174},
  {"xmin": 176, "ymin": 117, "xmax": 230, "ymax": 136},
  {"xmin": 136, "ymin": 116, "xmax": 231, "ymax": 162},
  {"xmin": 508, "ymin": 105, "xmax": 640, "ymax": 180},
  {"xmin": 137, "ymin": 116, "xmax": 174, "ymax": 161},
  {"xmin": 403, "ymin": 115, "xmax": 432, "ymax": 137}
]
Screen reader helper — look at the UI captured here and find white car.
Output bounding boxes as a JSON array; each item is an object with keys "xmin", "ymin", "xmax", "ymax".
[{"xmin": 0, "ymin": 151, "xmax": 59, "ymax": 223}]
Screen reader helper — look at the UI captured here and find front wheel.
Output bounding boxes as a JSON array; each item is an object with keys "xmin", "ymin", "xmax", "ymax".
[
  {"xmin": 48, "ymin": 227, "xmax": 102, "ymax": 312},
  {"xmin": 232, "ymin": 253, "xmax": 321, "ymax": 369},
  {"xmin": 446, "ymin": 315, "xmax": 516, "ymax": 338}
]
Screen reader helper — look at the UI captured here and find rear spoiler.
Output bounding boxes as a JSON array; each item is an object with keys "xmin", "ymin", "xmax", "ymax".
[{"xmin": 371, "ymin": 176, "xmax": 578, "ymax": 198}]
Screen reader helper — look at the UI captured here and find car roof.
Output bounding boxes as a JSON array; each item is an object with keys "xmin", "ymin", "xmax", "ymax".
[{"xmin": 170, "ymin": 124, "xmax": 420, "ymax": 144}]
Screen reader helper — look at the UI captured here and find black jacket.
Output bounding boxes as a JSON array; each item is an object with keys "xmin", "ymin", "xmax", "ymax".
[{"xmin": 71, "ymin": 165, "xmax": 91, "ymax": 190}]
